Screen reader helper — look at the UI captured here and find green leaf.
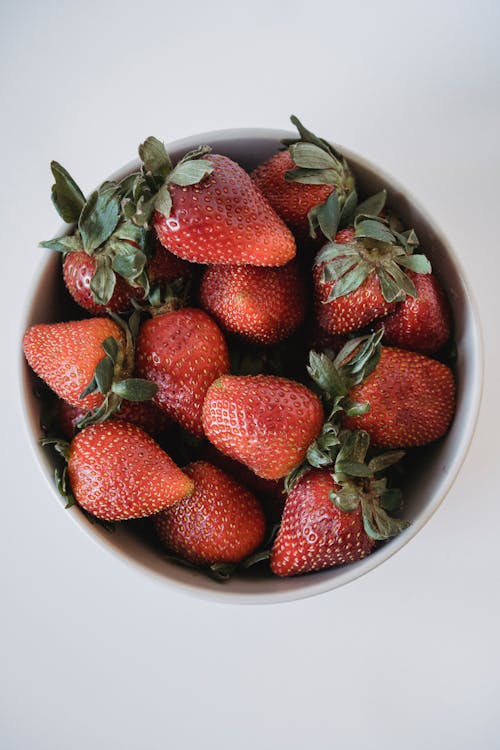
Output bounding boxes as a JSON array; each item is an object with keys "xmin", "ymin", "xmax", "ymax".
[
  {"xmin": 134, "ymin": 193, "xmax": 157, "ymax": 227},
  {"xmin": 154, "ymin": 184, "xmax": 173, "ymax": 218},
  {"xmin": 315, "ymin": 242, "xmax": 359, "ymax": 266},
  {"xmin": 79, "ymin": 375, "xmax": 98, "ymax": 399},
  {"xmin": 339, "ymin": 189, "xmax": 358, "ymax": 228},
  {"xmin": 335, "ymin": 460, "xmax": 373, "ymax": 477},
  {"xmin": 380, "ymin": 488, "xmax": 403, "ymax": 512},
  {"xmin": 307, "ymin": 350, "xmax": 348, "ymax": 398},
  {"xmin": 39, "ymin": 234, "xmax": 82, "ymax": 253},
  {"xmin": 111, "ymin": 378, "xmax": 158, "ymax": 401},
  {"xmin": 397, "ymin": 254, "xmax": 432, "ymax": 274},
  {"xmin": 354, "ymin": 190, "xmax": 387, "ymax": 219},
  {"xmin": 168, "ymin": 159, "xmax": 214, "ymax": 187},
  {"xmin": 50, "ymin": 161, "xmax": 86, "ymax": 223},
  {"xmin": 336, "ymin": 429, "xmax": 370, "ymax": 466},
  {"xmin": 90, "ymin": 255, "xmax": 116, "ymax": 305},
  {"xmin": 316, "ymin": 191, "xmax": 341, "ymax": 242},
  {"xmin": 138, "ymin": 136, "xmax": 172, "ymax": 181},
  {"xmin": 285, "ymin": 167, "xmax": 339, "ymax": 185},
  {"xmin": 55, "ymin": 466, "xmax": 75, "ymax": 509},
  {"xmin": 330, "ymin": 486, "xmax": 360, "ymax": 512},
  {"xmin": 102, "ymin": 336, "xmax": 119, "ymax": 364},
  {"xmin": 326, "ymin": 261, "xmax": 372, "ymax": 301},
  {"xmin": 322, "ymin": 256, "xmax": 358, "ymax": 283},
  {"xmin": 113, "ymin": 221, "xmax": 147, "ymax": 248},
  {"xmin": 79, "ymin": 190, "xmax": 121, "ymax": 253},
  {"xmin": 368, "ymin": 451, "xmax": 405, "ymax": 473},
  {"xmin": 377, "ymin": 270, "xmax": 405, "ymax": 303},
  {"xmin": 343, "ymin": 400, "xmax": 370, "ymax": 417},
  {"xmin": 111, "ymin": 244, "xmax": 147, "ymax": 281},
  {"xmin": 289, "ymin": 142, "xmax": 337, "ymax": 170},
  {"xmin": 289, "ymin": 115, "xmax": 329, "ymax": 150},
  {"xmin": 355, "ymin": 219, "xmax": 395, "ymax": 243},
  {"xmin": 179, "ymin": 145, "xmax": 212, "ymax": 163},
  {"xmin": 384, "ymin": 262, "xmax": 418, "ymax": 297},
  {"xmin": 240, "ymin": 550, "xmax": 271, "ymax": 569},
  {"xmin": 361, "ymin": 498, "xmax": 410, "ymax": 540},
  {"xmin": 40, "ymin": 436, "xmax": 70, "ymax": 461},
  {"xmin": 94, "ymin": 356, "xmax": 115, "ymax": 395}
]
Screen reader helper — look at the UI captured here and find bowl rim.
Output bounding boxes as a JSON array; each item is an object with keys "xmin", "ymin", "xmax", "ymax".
[{"xmin": 18, "ymin": 127, "xmax": 484, "ymax": 605}]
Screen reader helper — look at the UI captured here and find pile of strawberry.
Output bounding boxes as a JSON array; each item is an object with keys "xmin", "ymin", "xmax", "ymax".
[{"xmin": 23, "ymin": 117, "xmax": 456, "ymax": 580}]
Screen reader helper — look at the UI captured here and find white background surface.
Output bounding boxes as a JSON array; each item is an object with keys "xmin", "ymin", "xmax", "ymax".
[{"xmin": 2, "ymin": 1, "xmax": 499, "ymax": 747}]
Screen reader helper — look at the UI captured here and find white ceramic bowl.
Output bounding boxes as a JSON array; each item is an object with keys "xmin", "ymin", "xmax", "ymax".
[{"xmin": 20, "ymin": 129, "xmax": 483, "ymax": 604}]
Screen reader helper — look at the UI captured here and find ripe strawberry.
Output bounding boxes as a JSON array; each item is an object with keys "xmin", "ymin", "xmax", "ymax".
[
  {"xmin": 153, "ymin": 153, "xmax": 296, "ymax": 266},
  {"xmin": 343, "ymin": 346, "xmax": 455, "ymax": 447},
  {"xmin": 153, "ymin": 461, "xmax": 266, "ymax": 565},
  {"xmin": 251, "ymin": 116, "xmax": 355, "ymax": 243},
  {"xmin": 23, "ymin": 318, "xmax": 125, "ymax": 410},
  {"xmin": 202, "ymin": 375, "xmax": 324, "ymax": 480},
  {"xmin": 251, "ymin": 151, "xmax": 334, "ymax": 241},
  {"xmin": 376, "ymin": 271, "xmax": 452, "ymax": 353},
  {"xmin": 199, "ymin": 260, "xmax": 306, "ymax": 345},
  {"xmin": 136, "ymin": 307, "xmax": 229, "ymax": 437},
  {"xmin": 57, "ymin": 398, "xmax": 170, "ymax": 439},
  {"xmin": 314, "ymin": 228, "xmax": 396, "ymax": 334},
  {"xmin": 68, "ymin": 421, "xmax": 193, "ymax": 521},
  {"xmin": 314, "ymin": 220, "xmax": 432, "ymax": 334},
  {"xmin": 202, "ymin": 443, "xmax": 285, "ymax": 522},
  {"xmin": 270, "ymin": 469, "xmax": 374, "ymax": 576}
]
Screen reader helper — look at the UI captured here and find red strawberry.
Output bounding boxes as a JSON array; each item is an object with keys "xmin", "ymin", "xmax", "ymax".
[
  {"xmin": 202, "ymin": 375, "xmax": 324, "ymax": 480},
  {"xmin": 136, "ymin": 308, "xmax": 229, "ymax": 437},
  {"xmin": 270, "ymin": 469, "xmax": 374, "ymax": 576},
  {"xmin": 376, "ymin": 271, "xmax": 452, "ymax": 353},
  {"xmin": 23, "ymin": 318, "xmax": 125, "ymax": 410},
  {"xmin": 62, "ymin": 251, "xmax": 145, "ymax": 315},
  {"xmin": 202, "ymin": 443, "xmax": 285, "ymax": 522},
  {"xmin": 199, "ymin": 260, "xmax": 306, "ymax": 345},
  {"xmin": 251, "ymin": 151, "xmax": 334, "ymax": 241},
  {"xmin": 314, "ymin": 228, "xmax": 397, "ymax": 334},
  {"xmin": 62, "ymin": 240, "xmax": 191, "ymax": 315},
  {"xmin": 154, "ymin": 154, "xmax": 296, "ymax": 266},
  {"xmin": 153, "ymin": 461, "xmax": 266, "ymax": 565},
  {"xmin": 343, "ymin": 346, "xmax": 455, "ymax": 447},
  {"xmin": 251, "ymin": 116, "xmax": 355, "ymax": 244},
  {"xmin": 57, "ymin": 398, "xmax": 170, "ymax": 439},
  {"xmin": 68, "ymin": 421, "xmax": 193, "ymax": 521}
]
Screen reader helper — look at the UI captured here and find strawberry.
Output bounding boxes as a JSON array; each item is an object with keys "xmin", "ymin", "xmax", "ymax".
[
  {"xmin": 314, "ymin": 208, "xmax": 432, "ymax": 334},
  {"xmin": 202, "ymin": 375, "xmax": 324, "ymax": 480},
  {"xmin": 153, "ymin": 153, "xmax": 296, "ymax": 266},
  {"xmin": 62, "ymin": 239, "xmax": 191, "ymax": 315},
  {"xmin": 136, "ymin": 307, "xmax": 230, "ymax": 437},
  {"xmin": 202, "ymin": 443, "xmax": 285, "ymax": 522},
  {"xmin": 23, "ymin": 318, "xmax": 126, "ymax": 410},
  {"xmin": 66, "ymin": 421, "xmax": 193, "ymax": 521},
  {"xmin": 375, "ymin": 271, "xmax": 452, "ymax": 353},
  {"xmin": 153, "ymin": 461, "xmax": 265, "ymax": 565},
  {"xmin": 343, "ymin": 346, "xmax": 455, "ymax": 448},
  {"xmin": 199, "ymin": 260, "xmax": 306, "ymax": 345},
  {"xmin": 271, "ymin": 469, "xmax": 374, "ymax": 575},
  {"xmin": 57, "ymin": 398, "xmax": 170, "ymax": 440},
  {"xmin": 251, "ymin": 116, "xmax": 355, "ymax": 244}
]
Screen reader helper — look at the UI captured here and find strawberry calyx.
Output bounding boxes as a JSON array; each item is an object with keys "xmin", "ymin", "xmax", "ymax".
[
  {"xmin": 76, "ymin": 311, "xmax": 157, "ymax": 429},
  {"xmin": 281, "ymin": 115, "xmax": 357, "ymax": 241},
  {"xmin": 39, "ymin": 139, "xmax": 212, "ymax": 308},
  {"xmin": 283, "ymin": 330, "xmax": 409, "ymax": 541},
  {"xmin": 315, "ymin": 192, "xmax": 432, "ymax": 303}
]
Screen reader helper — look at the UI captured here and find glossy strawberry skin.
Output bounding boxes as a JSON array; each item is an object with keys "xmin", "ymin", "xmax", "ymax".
[
  {"xmin": 343, "ymin": 346, "xmax": 456, "ymax": 448},
  {"xmin": 63, "ymin": 241, "xmax": 191, "ymax": 315},
  {"xmin": 68, "ymin": 421, "xmax": 194, "ymax": 521},
  {"xmin": 153, "ymin": 461, "xmax": 266, "ymax": 565},
  {"xmin": 202, "ymin": 375, "xmax": 324, "ymax": 480},
  {"xmin": 23, "ymin": 318, "xmax": 125, "ymax": 410},
  {"xmin": 57, "ymin": 398, "xmax": 171, "ymax": 439},
  {"xmin": 376, "ymin": 271, "xmax": 452, "ymax": 353},
  {"xmin": 270, "ymin": 469, "xmax": 374, "ymax": 576},
  {"xmin": 136, "ymin": 308, "xmax": 230, "ymax": 438},
  {"xmin": 154, "ymin": 154, "xmax": 296, "ymax": 266},
  {"xmin": 251, "ymin": 150, "xmax": 333, "ymax": 241},
  {"xmin": 199, "ymin": 260, "xmax": 306, "ymax": 345},
  {"xmin": 314, "ymin": 228, "xmax": 396, "ymax": 334},
  {"xmin": 63, "ymin": 251, "xmax": 144, "ymax": 314}
]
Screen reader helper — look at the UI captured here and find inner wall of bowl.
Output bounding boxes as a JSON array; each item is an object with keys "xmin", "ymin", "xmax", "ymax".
[{"xmin": 22, "ymin": 131, "xmax": 480, "ymax": 603}]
